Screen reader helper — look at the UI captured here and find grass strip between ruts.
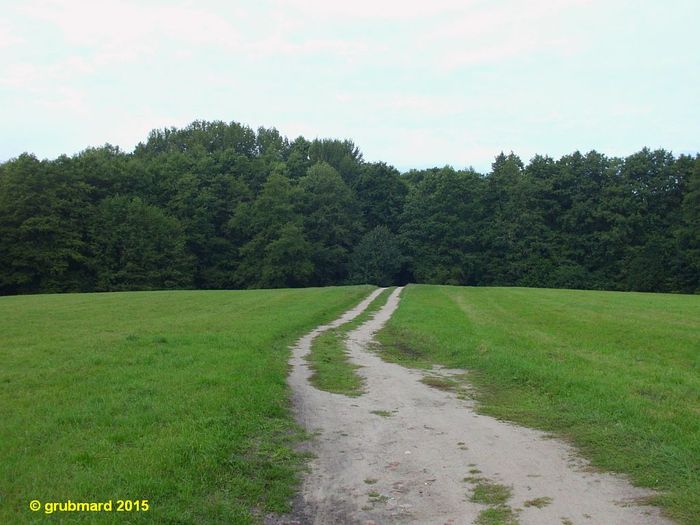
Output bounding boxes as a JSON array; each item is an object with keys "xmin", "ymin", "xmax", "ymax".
[{"xmin": 307, "ymin": 287, "xmax": 395, "ymax": 396}]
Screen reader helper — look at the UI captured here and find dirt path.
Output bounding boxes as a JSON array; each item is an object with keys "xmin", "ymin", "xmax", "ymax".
[{"xmin": 279, "ymin": 287, "xmax": 673, "ymax": 525}]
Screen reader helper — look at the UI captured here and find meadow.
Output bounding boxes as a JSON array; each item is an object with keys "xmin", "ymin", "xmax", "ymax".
[
  {"xmin": 377, "ymin": 285, "xmax": 700, "ymax": 524},
  {"xmin": 3, "ymin": 284, "xmax": 698, "ymax": 524},
  {"xmin": 0, "ymin": 286, "xmax": 372, "ymax": 524}
]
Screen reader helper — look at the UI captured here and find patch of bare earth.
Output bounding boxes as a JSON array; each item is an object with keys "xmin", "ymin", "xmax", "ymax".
[{"xmin": 270, "ymin": 287, "xmax": 673, "ymax": 525}]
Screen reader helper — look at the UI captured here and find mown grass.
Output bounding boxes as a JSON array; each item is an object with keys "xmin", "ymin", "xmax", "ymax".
[
  {"xmin": 306, "ymin": 287, "xmax": 393, "ymax": 396},
  {"xmin": 377, "ymin": 284, "xmax": 700, "ymax": 524},
  {"xmin": 0, "ymin": 285, "xmax": 372, "ymax": 524}
]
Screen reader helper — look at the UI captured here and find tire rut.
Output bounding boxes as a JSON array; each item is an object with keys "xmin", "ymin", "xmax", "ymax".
[{"xmin": 272, "ymin": 287, "xmax": 673, "ymax": 525}]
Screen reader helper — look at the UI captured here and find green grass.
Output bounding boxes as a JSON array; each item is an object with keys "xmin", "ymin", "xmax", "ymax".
[
  {"xmin": 470, "ymin": 481, "xmax": 512, "ymax": 506},
  {"xmin": 468, "ymin": 478, "xmax": 518, "ymax": 525},
  {"xmin": 377, "ymin": 284, "xmax": 700, "ymax": 524},
  {"xmin": 0, "ymin": 285, "xmax": 372, "ymax": 524},
  {"xmin": 475, "ymin": 506, "xmax": 518, "ymax": 525},
  {"xmin": 306, "ymin": 287, "xmax": 393, "ymax": 396}
]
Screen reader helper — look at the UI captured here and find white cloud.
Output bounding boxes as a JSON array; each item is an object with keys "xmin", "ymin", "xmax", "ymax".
[
  {"xmin": 423, "ymin": 0, "xmax": 593, "ymax": 69},
  {"xmin": 0, "ymin": 22, "xmax": 24, "ymax": 49},
  {"xmin": 0, "ymin": 63, "xmax": 41, "ymax": 88},
  {"xmin": 1, "ymin": 0, "xmax": 697, "ymax": 168},
  {"xmin": 272, "ymin": 0, "xmax": 476, "ymax": 20},
  {"xmin": 36, "ymin": 86, "xmax": 87, "ymax": 113},
  {"xmin": 336, "ymin": 92, "xmax": 461, "ymax": 117},
  {"xmin": 0, "ymin": 57, "xmax": 94, "ymax": 91},
  {"xmin": 18, "ymin": 0, "xmax": 242, "ymax": 61},
  {"xmin": 248, "ymin": 35, "xmax": 375, "ymax": 60},
  {"xmin": 269, "ymin": 0, "xmax": 595, "ymax": 68}
]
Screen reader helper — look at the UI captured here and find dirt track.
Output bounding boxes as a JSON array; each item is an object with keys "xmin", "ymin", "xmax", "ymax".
[{"xmin": 277, "ymin": 287, "xmax": 673, "ymax": 525}]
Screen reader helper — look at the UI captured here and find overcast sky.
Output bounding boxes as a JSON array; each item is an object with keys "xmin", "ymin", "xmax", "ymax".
[{"xmin": 1, "ymin": 0, "xmax": 698, "ymax": 172}]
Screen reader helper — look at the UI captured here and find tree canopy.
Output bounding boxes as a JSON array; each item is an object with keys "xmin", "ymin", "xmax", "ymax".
[{"xmin": 1, "ymin": 120, "xmax": 698, "ymax": 294}]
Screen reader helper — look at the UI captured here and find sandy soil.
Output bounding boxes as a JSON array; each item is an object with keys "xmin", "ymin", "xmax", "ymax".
[{"xmin": 273, "ymin": 287, "xmax": 674, "ymax": 525}]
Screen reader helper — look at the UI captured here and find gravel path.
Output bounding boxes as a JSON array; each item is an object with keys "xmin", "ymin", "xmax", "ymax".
[{"xmin": 277, "ymin": 287, "xmax": 673, "ymax": 525}]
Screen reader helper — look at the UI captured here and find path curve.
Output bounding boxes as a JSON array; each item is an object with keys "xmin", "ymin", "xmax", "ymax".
[{"xmin": 280, "ymin": 287, "xmax": 673, "ymax": 525}]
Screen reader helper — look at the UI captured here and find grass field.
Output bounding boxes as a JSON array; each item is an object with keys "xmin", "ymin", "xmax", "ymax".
[
  {"xmin": 307, "ymin": 287, "xmax": 394, "ymax": 396},
  {"xmin": 377, "ymin": 284, "xmax": 700, "ymax": 524},
  {"xmin": 0, "ymin": 286, "xmax": 372, "ymax": 524}
]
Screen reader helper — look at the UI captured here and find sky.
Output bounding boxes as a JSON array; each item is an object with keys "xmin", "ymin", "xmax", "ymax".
[{"xmin": 1, "ymin": 0, "xmax": 698, "ymax": 173}]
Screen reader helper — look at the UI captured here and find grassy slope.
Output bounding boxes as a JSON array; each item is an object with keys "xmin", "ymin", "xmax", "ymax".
[
  {"xmin": 307, "ymin": 287, "xmax": 394, "ymax": 396},
  {"xmin": 377, "ymin": 284, "xmax": 700, "ymax": 524},
  {"xmin": 0, "ymin": 286, "xmax": 372, "ymax": 524}
]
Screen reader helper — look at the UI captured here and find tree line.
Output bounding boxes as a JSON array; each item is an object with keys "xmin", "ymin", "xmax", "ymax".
[{"xmin": 1, "ymin": 120, "xmax": 698, "ymax": 295}]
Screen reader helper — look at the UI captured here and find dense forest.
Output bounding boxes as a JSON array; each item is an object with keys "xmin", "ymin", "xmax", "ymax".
[{"xmin": 1, "ymin": 120, "xmax": 698, "ymax": 295}]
